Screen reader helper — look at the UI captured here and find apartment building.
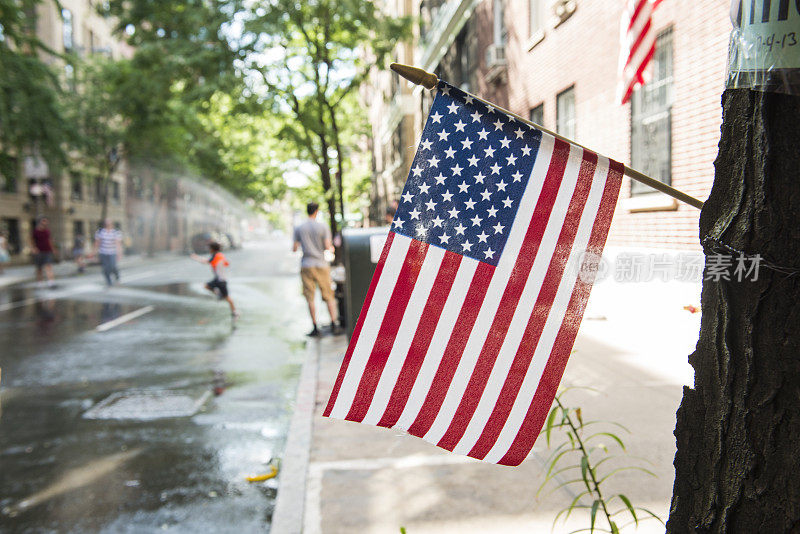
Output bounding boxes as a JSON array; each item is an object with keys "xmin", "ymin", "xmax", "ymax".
[{"xmin": 368, "ymin": 0, "xmax": 732, "ymax": 250}]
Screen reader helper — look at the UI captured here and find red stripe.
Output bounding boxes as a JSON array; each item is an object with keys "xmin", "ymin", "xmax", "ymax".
[
  {"xmin": 435, "ymin": 139, "xmax": 573, "ymax": 451},
  {"xmin": 323, "ymin": 232, "xmax": 395, "ymax": 417},
  {"xmin": 344, "ymin": 239, "xmax": 429, "ymax": 422},
  {"xmin": 406, "ymin": 261, "xmax": 495, "ymax": 438},
  {"xmin": 627, "ymin": 0, "xmax": 650, "ymax": 31},
  {"xmin": 468, "ymin": 152, "xmax": 599, "ymax": 460},
  {"xmin": 624, "ymin": 18, "xmax": 652, "ymax": 69},
  {"xmin": 498, "ymin": 161, "xmax": 623, "ymax": 466},
  {"xmin": 377, "ymin": 251, "xmax": 463, "ymax": 428},
  {"xmin": 621, "ymin": 43, "xmax": 655, "ymax": 104}
]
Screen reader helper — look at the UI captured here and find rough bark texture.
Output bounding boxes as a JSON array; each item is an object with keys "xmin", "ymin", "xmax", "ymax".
[{"xmin": 667, "ymin": 89, "xmax": 800, "ymax": 533}]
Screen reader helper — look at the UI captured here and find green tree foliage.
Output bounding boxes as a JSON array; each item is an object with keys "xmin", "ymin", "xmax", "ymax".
[
  {"xmin": 241, "ymin": 0, "xmax": 411, "ymax": 235},
  {"xmin": 0, "ymin": 0, "xmax": 72, "ymax": 175}
]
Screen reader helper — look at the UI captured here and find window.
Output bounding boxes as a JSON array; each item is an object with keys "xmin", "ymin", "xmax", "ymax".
[
  {"xmin": 556, "ymin": 86, "xmax": 576, "ymax": 140},
  {"xmin": 493, "ymin": 0, "xmax": 507, "ymax": 47},
  {"xmin": 631, "ymin": 29, "xmax": 673, "ymax": 195},
  {"xmin": 529, "ymin": 0, "xmax": 543, "ymax": 38},
  {"xmin": 73, "ymin": 220, "xmax": 85, "ymax": 242},
  {"xmin": 61, "ymin": 9, "xmax": 73, "ymax": 52},
  {"xmin": 111, "ymin": 181, "xmax": 120, "ymax": 204},
  {"xmin": 529, "ymin": 104, "xmax": 544, "ymax": 126},
  {"xmin": 71, "ymin": 173, "xmax": 82, "ymax": 200}
]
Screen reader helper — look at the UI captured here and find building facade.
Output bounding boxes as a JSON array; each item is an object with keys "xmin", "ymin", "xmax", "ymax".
[{"xmin": 368, "ymin": 0, "xmax": 732, "ymax": 250}]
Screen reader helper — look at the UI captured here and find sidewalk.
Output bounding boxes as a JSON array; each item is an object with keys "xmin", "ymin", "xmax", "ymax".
[
  {"xmin": 274, "ymin": 249, "xmax": 703, "ymax": 533},
  {"xmin": 0, "ymin": 251, "xmax": 183, "ymax": 289}
]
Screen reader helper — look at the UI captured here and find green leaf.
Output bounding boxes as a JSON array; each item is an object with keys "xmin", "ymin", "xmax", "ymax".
[
  {"xmin": 637, "ymin": 507, "xmax": 666, "ymax": 526},
  {"xmin": 544, "ymin": 405, "xmax": 559, "ymax": 447},
  {"xmin": 598, "ymin": 466, "xmax": 658, "ymax": 485},
  {"xmin": 580, "ymin": 455, "xmax": 590, "ymax": 486},
  {"xmin": 400, "ymin": 528, "xmax": 406, "ymax": 534},
  {"xmin": 610, "ymin": 520, "xmax": 620, "ymax": 534},
  {"xmin": 617, "ymin": 494, "xmax": 637, "ymax": 525},
  {"xmin": 590, "ymin": 499, "xmax": 600, "ymax": 532},
  {"xmin": 586, "ymin": 432, "xmax": 626, "ymax": 451}
]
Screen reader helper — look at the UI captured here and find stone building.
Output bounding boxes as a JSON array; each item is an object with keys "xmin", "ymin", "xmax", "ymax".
[{"xmin": 368, "ymin": 0, "xmax": 732, "ymax": 250}]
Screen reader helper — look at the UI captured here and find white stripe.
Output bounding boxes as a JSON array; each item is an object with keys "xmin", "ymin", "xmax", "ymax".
[
  {"xmin": 96, "ymin": 305, "xmax": 155, "ymax": 332},
  {"xmin": 451, "ymin": 144, "xmax": 586, "ymax": 454},
  {"xmin": 361, "ymin": 246, "xmax": 445, "ymax": 425},
  {"xmin": 393, "ymin": 257, "xmax": 479, "ymax": 431},
  {"xmin": 327, "ymin": 234, "xmax": 412, "ymax": 419},
  {"xmin": 394, "ymin": 134, "xmax": 556, "ymax": 433},
  {"xmin": 421, "ymin": 134, "xmax": 563, "ymax": 445},
  {"xmin": 624, "ymin": 1, "xmax": 654, "ymax": 49},
  {"xmin": 483, "ymin": 157, "xmax": 612, "ymax": 463},
  {"xmin": 622, "ymin": 28, "xmax": 656, "ymax": 79}
]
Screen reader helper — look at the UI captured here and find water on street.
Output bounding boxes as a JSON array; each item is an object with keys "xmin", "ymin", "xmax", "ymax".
[{"xmin": 0, "ymin": 239, "xmax": 309, "ymax": 533}]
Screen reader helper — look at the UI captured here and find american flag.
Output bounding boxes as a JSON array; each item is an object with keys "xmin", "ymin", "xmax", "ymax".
[
  {"xmin": 324, "ymin": 82, "xmax": 623, "ymax": 466},
  {"xmin": 618, "ymin": 0, "xmax": 664, "ymax": 104}
]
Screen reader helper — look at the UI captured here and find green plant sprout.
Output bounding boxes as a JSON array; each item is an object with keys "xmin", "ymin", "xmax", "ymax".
[{"xmin": 538, "ymin": 388, "xmax": 665, "ymax": 534}]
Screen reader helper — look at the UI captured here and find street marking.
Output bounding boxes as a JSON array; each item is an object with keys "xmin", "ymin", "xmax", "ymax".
[{"xmin": 96, "ymin": 305, "xmax": 155, "ymax": 332}]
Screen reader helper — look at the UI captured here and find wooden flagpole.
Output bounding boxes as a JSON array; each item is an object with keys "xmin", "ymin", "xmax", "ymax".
[{"xmin": 390, "ymin": 63, "xmax": 705, "ymax": 210}]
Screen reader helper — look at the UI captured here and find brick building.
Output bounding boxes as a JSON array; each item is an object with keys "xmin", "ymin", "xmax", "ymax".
[{"xmin": 368, "ymin": 0, "xmax": 732, "ymax": 250}]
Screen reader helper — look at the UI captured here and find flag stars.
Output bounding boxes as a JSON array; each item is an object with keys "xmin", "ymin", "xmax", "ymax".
[
  {"xmin": 448, "ymin": 206, "xmax": 460, "ymax": 219},
  {"xmin": 461, "ymin": 137, "xmax": 474, "ymax": 150},
  {"xmin": 434, "ymin": 173, "xmax": 446, "ymax": 185},
  {"xmin": 462, "ymin": 240, "xmax": 473, "ymax": 252},
  {"xmin": 493, "ymin": 222, "xmax": 505, "ymax": 234},
  {"xmin": 463, "ymin": 94, "xmax": 474, "ymax": 104},
  {"xmin": 470, "ymin": 110, "xmax": 483, "ymax": 123},
  {"xmin": 439, "ymin": 233, "xmax": 451, "ymax": 244},
  {"xmin": 412, "ymin": 165, "xmax": 423, "ymax": 177},
  {"xmin": 451, "ymin": 164, "xmax": 463, "ymax": 176},
  {"xmin": 506, "ymin": 154, "xmax": 518, "ymax": 166},
  {"xmin": 444, "ymin": 146, "xmax": 456, "ymax": 159},
  {"xmin": 474, "ymin": 172, "xmax": 486, "ymax": 184},
  {"xmin": 511, "ymin": 171, "xmax": 524, "ymax": 182},
  {"xmin": 409, "ymin": 208, "xmax": 421, "ymax": 220},
  {"xmin": 496, "ymin": 179, "xmax": 508, "ymax": 192},
  {"xmin": 490, "ymin": 162, "xmax": 502, "ymax": 175},
  {"xmin": 477, "ymin": 231, "xmax": 489, "ymax": 243},
  {"xmin": 441, "ymin": 190, "xmax": 454, "ymax": 202},
  {"xmin": 416, "ymin": 225, "xmax": 428, "ymax": 238},
  {"xmin": 464, "ymin": 198, "xmax": 477, "ymax": 210},
  {"xmin": 454, "ymin": 120, "xmax": 466, "ymax": 132},
  {"xmin": 480, "ymin": 189, "xmax": 492, "ymax": 201},
  {"xmin": 432, "ymin": 215, "xmax": 444, "ymax": 228},
  {"xmin": 428, "ymin": 155, "xmax": 440, "ymax": 167},
  {"xmin": 458, "ymin": 181, "xmax": 469, "ymax": 193},
  {"xmin": 418, "ymin": 183, "xmax": 431, "ymax": 195},
  {"xmin": 447, "ymin": 101, "xmax": 459, "ymax": 114},
  {"xmin": 420, "ymin": 139, "xmax": 433, "ymax": 151},
  {"xmin": 521, "ymin": 145, "xmax": 532, "ymax": 156},
  {"xmin": 454, "ymin": 223, "xmax": 466, "ymax": 235},
  {"xmin": 393, "ymin": 218, "xmax": 404, "ymax": 229},
  {"xmin": 502, "ymin": 197, "xmax": 513, "ymax": 208},
  {"xmin": 467, "ymin": 155, "xmax": 480, "ymax": 167},
  {"xmin": 439, "ymin": 85, "xmax": 450, "ymax": 95},
  {"xmin": 493, "ymin": 118, "xmax": 505, "ymax": 131},
  {"xmin": 425, "ymin": 199, "xmax": 437, "ymax": 211},
  {"xmin": 484, "ymin": 248, "xmax": 496, "ymax": 260},
  {"xmin": 477, "ymin": 129, "xmax": 489, "ymax": 140},
  {"xmin": 470, "ymin": 214, "xmax": 483, "ymax": 226},
  {"xmin": 437, "ymin": 130, "xmax": 450, "ymax": 141},
  {"xmin": 430, "ymin": 111, "xmax": 443, "ymax": 124},
  {"xmin": 486, "ymin": 206, "xmax": 498, "ymax": 218},
  {"xmin": 514, "ymin": 127, "xmax": 525, "ymax": 139},
  {"xmin": 499, "ymin": 137, "xmax": 511, "ymax": 149},
  {"xmin": 484, "ymin": 146, "xmax": 496, "ymax": 158},
  {"xmin": 402, "ymin": 191, "xmax": 414, "ymax": 203}
]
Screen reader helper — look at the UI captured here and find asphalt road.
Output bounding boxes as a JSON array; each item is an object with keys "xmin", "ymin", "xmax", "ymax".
[{"xmin": 0, "ymin": 239, "xmax": 311, "ymax": 533}]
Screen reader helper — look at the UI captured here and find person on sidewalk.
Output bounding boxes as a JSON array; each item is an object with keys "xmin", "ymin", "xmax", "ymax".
[
  {"xmin": 293, "ymin": 202, "xmax": 342, "ymax": 337},
  {"xmin": 72, "ymin": 232, "xmax": 86, "ymax": 274},
  {"xmin": 93, "ymin": 219, "xmax": 123, "ymax": 287},
  {"xmin": 31, "ymin": 217, "xmax": 57, "ymax": 288},
  {"xmin": 190, "ymin": 241, "xmax": 239, "ymax": 321},
  {"xmin": 0, "ymin": 229, "xmax": 10, "ymax": 274}
]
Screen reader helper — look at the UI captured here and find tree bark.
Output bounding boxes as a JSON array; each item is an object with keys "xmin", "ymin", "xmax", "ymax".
[{"xmin": 667, "ymin": 89, "xmax": 800, "ymax": 533}]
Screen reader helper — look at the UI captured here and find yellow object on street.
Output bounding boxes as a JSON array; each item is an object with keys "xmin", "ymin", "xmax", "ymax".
[{"xmin": 246, "ymin": 464, "xmax": 278, "ymax": 482}]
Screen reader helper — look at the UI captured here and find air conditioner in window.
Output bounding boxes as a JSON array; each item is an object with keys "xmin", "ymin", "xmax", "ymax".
[{"xmin": 485, "ymin": 44, "xmax": 508, "ymax": 84}]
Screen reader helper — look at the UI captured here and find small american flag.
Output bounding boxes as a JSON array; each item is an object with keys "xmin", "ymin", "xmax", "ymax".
[
  {"xmin": 618, "ymin": 0, "xmax": 664, "ymax": 104},
  {"xmin": 324, "ymin": 82, "xmax": 622, "ymax": 466}
]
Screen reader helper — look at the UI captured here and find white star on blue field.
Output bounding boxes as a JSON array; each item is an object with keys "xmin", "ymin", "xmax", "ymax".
[{"xmin": 392, "ymin": 82, "xmax": 543, "ymax": 267}]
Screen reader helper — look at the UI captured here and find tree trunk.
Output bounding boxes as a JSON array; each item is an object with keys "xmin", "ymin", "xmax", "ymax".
[{"xmin": 667, "ymin": 89, "xmax": 800, "ymax": 532}]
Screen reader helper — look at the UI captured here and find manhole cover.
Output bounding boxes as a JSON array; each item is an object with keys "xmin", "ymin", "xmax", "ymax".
[{"xmin": 83, "ymin": 390, "xmax": 211, "ymax": 420}]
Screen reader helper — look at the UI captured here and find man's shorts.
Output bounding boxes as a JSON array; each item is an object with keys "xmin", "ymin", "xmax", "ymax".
[
  {"xmin": 207, "ymin": 277, "xmax": 229, "ymax": 298},
  {"xmin": 301, "ymin": 266, "xmax": 334, "ymax": 302},
  {"xmin": 34, "ymin": 252, "xmax": 54, "ymax": 267}
]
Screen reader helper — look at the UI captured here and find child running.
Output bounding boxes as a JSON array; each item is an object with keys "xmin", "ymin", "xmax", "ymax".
[{"xmin": 191, "ymin": 241, "xmax": 239, "ymax": 321}]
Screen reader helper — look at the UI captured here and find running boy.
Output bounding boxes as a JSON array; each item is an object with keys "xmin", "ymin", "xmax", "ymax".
[{"xmin": 191, "ymin": 241, "xmax": 239, "ymax": 320}]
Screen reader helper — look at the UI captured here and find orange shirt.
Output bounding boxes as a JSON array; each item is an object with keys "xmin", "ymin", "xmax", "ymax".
[{"xmin": 209, "ymin": 252, "xmax": 229, "ymax": 279}]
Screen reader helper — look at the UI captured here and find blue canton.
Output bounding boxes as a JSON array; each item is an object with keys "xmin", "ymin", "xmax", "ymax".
[{"xmin": 392, "ymin": 82, "xmax": 542, "ymax": 267}]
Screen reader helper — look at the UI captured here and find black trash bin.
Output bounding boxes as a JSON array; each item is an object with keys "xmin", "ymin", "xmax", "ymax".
[{"xmin": 342, "ymin": 227, "xmax": 390, "ymax": 339}]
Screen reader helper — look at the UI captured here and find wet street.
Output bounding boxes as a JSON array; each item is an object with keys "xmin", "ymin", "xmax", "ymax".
[{"xmin": 0, "ymin": 239, "xmax": 310, "ymax": 533}]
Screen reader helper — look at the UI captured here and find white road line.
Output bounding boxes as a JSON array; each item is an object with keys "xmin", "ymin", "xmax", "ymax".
[{"xmin": 96, "ymin": 306, "xmax": 155, "ymax": 332}]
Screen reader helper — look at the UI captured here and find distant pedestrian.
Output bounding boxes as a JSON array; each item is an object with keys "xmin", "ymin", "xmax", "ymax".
[
  {"xmin": 73, "ymin": 232, "xmax": 86, "ymax": 274},
  {"xmin": 191, "ymin": 241, "xmax": 239, "ymax": 321},
  {"xmin": 31, "ymin": 217, "xmax": 56, "ymax": 287},
  {"xmin": 94, "ymin": 219, "xmax": 122, "ymax": 287},
  {"xmin": 0, "ymin": 230, "xmax": 10, "ymax": 274},
  {"xmin": 293, "ymin": 202, "xmax": 342, "ymax": 337}
]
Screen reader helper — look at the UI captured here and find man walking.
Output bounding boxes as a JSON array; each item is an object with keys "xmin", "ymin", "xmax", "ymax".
[
  {"xmin": 94, "ymin": 219, "xmax": 123, "ymax": 287},
  {"xmin": 293, "ymin": 202, "xmax": 342, "ymax": 337},
  {"xmin": 31, "ymin": 217, "xmax": 57, "ymax": 288}
]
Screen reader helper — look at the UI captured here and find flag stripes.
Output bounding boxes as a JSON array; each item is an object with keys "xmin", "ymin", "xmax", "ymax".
[
  {"xmin": 324, "ymin": 82, "xmax": 623, "ymax": 466},
  {"xmin": 619, "ymin": 0, "xmax": 661, "ymax": 104}
]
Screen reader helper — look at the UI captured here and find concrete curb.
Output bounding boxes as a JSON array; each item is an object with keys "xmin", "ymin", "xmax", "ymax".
[{"xmin": 271, "ymin": 341, "xmax": 321, "ymax": 534}]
